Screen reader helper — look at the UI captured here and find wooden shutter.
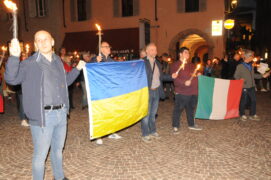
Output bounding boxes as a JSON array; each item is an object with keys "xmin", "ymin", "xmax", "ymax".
[
  {"xmin": 113, "ymin": 0, "xmax": 120, "ymax": 17},
  {"xmin": 28, "ymin": 0, "xmax": 37, "ymax": 17},
  {"xmin": 70, "ymin": 0, "xmax": 76, "ymax": 21},
  {"xmin": 199, "ymin": 0, "xmax": 207, "ymax": 12},
  {"xmin": 177, "ymin": 0, "xmax": 185, "ymax": 13},
  {"xmin": 133, "ymin": 0, "xmax": 139, "ymax": 16},
  {"xmin": 86, "ymin": 0, "xmax": 91, "ymax": 19}
]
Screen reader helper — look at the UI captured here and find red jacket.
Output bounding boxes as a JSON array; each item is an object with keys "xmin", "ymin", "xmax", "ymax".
[{"xmin": 63, "ymin": 62, "xmax": 73, "ymax": 72}]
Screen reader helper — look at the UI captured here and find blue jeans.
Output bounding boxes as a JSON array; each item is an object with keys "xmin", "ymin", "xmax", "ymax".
[
  {"xmin": 30, "ymin": 107, "xmax": 67, "ymax": 180},
  {"xmin": 141, "ymin": 89, "xmax": 159, "ymax": 137}
]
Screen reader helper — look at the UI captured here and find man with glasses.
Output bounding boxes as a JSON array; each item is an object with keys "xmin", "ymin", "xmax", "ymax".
[
  {"xmin": 234, "ymin": 49, "xmax": 260, "ymax": 121},
  {"xmin": 95, "ymin": 41, "xmax": 114, "ymax": 63},
  {"xmin": 92, "ymin": 41, "xmax": 122, "ymax": 145}
]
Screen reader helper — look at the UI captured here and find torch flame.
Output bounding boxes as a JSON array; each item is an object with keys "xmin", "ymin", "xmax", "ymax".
[
  {"xmin": 4, "ymin": 0, "xmax": 17, "ymax": 11},
  {"xmin": 95, "ymin": 24, "xmax": 101, "ymax": 31},
  {"xmin": 2, "ymin": 46, "xmax": 7, "ymax": 51},
  {"xmin": 253, "ymin": 57, "xmax": 257, "ymax": 62},
  {"xmin": 196, "ymin": 64, "xmax": 201, "ymax": 70}
]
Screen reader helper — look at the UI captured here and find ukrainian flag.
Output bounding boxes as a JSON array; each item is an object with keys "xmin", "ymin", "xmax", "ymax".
[{"xmin": 83, "ymin": 60, "xmax": 148, "ymax": 139}]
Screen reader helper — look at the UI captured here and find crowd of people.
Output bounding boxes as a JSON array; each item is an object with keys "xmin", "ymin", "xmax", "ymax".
[{"xmin": 0, "ymin": 29, "xmax": 271, "ymax": 180}]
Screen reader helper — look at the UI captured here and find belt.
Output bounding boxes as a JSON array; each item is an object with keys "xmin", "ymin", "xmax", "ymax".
[
  {"xmin": 44, "ymin": 104, "xmax": 64, "ymax": 110},
  {"xmin": 150, "ymin": 87, "xmax": 158, "ymax": 90}
]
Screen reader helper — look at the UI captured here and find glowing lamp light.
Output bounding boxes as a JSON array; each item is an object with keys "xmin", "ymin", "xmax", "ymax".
[
  {"xmin": 224, "ymin": 19, "xmax": 235, "ymax": 29},
  {"xmin": 231, "ymin": 0, "xmax": 238, "ymax": 9},
  {"xmin": 4, "ymin": 0, "xmax": 17, "ymax": 11},
  {"xmin": 264, "ymin": 52, "xmax": 268, "ymax": 59},
  {"xmin": 25, "ymin": 44, "xmax": 30, "ymax": 53},
  {"xmin": 2, "ymin": 46, "xmax": 7, "ymax": 52},
  {"xmin": 4, "ymin": 0, "xmax": 18, "ymax": 39},
  {"xmin": 95, "ymin": 24, "xmax": 101, "ymax": 31},
  {"xmin": 212, "ymin": 20, "xmax": 223, "ymax": 36},
  {"xmin": 196, "ymin": 64, "xmax": 201, "ymax": 70},
  {"xmin": 95, "ymin": 23, "xmax": 103, "ymax": 55}
]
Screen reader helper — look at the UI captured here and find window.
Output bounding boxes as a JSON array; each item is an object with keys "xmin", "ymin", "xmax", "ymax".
[
  {"xmin": 144, "ymin": 22, "xmax": 150, "ymax": 45},
  {"xmin": 70, "ymin": 0, "xmax": 91, "ymax": 22},
  {"xmin": 113, "ymin": 0, "xmax": 139, "ymax": 17},
  {"xmin": 36, "ymin": 0, "xmax": 47, "ymax": 17},
  {"xmin": 185, "ymin": 0, "xmax": 199, "ymax": 12},
  {"xmin": 122, "ymin": 0, "xmax": 133, "ymax": 17},
  {"xmin": 77, "ymin": 0, "xmax": 87, "ymax": 21}
]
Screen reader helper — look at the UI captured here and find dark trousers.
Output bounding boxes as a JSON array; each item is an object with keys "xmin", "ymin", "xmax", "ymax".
[
  {"xmin": 172, "ymin": 94, "xmax": 197, "ymax": 128},
  {"xmin": 239, "ymin": 87, "xmax": 256, "ymax": 116},
  {"xmin": 68, "ymin": 85, "xmax": 74, "ymax": 108},
  {"xmin": 16, "ymin": 93, "xmax": 26, "ymax": 120}
]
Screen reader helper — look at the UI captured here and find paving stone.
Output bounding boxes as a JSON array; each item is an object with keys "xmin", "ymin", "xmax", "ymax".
[{"xmin": 0, "ymin": 89, "xmax": 270, "ymax": 179}]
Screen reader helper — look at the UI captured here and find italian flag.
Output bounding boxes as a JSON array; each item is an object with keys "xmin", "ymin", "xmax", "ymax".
[{"xmin": 195, "ymin": 76, "xmax": 243, "ymax": 120}]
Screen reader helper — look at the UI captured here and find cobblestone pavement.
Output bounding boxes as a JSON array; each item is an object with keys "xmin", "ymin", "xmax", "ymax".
[{"xmin": 0, "ymin": 89, "xmax": 271, "ymax": 180}]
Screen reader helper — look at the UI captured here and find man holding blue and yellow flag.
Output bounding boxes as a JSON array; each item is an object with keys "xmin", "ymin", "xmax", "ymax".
[{"xmin": 83, "ymin": 42, "xmax": 149, "ymax": 143}]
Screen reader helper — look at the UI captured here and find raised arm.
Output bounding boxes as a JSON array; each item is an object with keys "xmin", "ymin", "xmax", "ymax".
[{"xmin": 4, "ymin": 39, "xmax": 25, "ymax": 85}]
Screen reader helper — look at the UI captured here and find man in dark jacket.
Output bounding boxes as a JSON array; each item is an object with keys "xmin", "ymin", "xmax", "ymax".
[
  {"xmin": 90, "ymin": 41, "xmax": 122, "ymax": 145},
  {"xmin": 141, "ymin": 43, "xmax": 171, "ymax": 143},
  {"xmin": 92, "ymin": 41, "xmax": 114, "ymax": 63},
  {"xmin": 5, "ymin": 30, "xmax": 85, "ymax": 180}
]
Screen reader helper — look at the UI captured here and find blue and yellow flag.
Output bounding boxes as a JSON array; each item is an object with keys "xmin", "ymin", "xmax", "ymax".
[{"xmin": 83, "ymin": 60, "xmax": 148, "ymax": 139}]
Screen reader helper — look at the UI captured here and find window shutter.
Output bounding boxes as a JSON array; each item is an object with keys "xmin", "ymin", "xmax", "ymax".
[
  {"xmin": 133, "ymin": 0, "xmax": 139, "ymax": 16},
  {"xmin": 177, "ymin": 0, "xmax": 185, "ymax": 13},
  {"xmin": 113, "ymin": 0, "xmax": 120, "ymax": 17},
  {"xmin": 70, "ymin": 0, "xmax": 76, "ymax": 21},
  {"xmin": 28, "ymin": 0, "xmax": 37, "ymax": 17},
  {"xmin": 199, "ymin": 0, "xmax": 207, "ymax": 12},
  {"xmin": 86, "ymin": 0, "xmax": 91, "ymax": 19}
]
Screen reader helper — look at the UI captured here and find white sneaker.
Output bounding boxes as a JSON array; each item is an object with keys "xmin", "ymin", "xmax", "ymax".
[
  {"xmin": 260, "ymin": 88, "xmax": 267, "ymax": 92},
  {"xmin": 108, "ymin": 133, "xmax": 122, "ymax": 139},
  {"xmin": 188, "ymin": 125, "xmax": 203, "ymax": 131},
  {"xmin": 240, "ymin": 115, "xmax": 247, "ymax": 121},
  {"xmin": 249, "ymin": 115, "xmax": 260, "ymax": 121},
  {"xmin": 150, "ymin": 132, "xmax": 161, "ymax": 139},
  {"xmin": 96, "ymin": 138, "xmax": 103, "ymax": 145},
  {"xmin": 142, "ymin": 136, "xmax": 151, "ymax": 143},
  {"xmin": 21, "ymin": 119, "xmax": 29, "ymax": 127},
  {"xmin": 173, "ymin": 127, "xmax": 180, "ymax": 134}
]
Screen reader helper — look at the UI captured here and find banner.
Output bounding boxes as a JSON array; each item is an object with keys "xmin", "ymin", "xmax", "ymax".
[
  {"xmin": 83, "ymin": 60, "xmax": 148, "ymax": 139},
  {"xmin": 196, "ymin": 76, "xmax": 243, "ymax": 120}
]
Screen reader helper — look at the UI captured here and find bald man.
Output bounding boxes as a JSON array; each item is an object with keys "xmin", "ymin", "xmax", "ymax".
[
  {"xmin": 141, "ymin": 43, "xmax": 172, "ymax": 143},
  {"xmin": 5, "ymin": 30, "xmax": 85, "ymax": 180}
]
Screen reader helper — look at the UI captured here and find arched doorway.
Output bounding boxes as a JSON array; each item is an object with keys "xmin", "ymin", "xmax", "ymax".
[{"xmin": 168, "ymin": 29, "xmax": 214, "ymax": 63}]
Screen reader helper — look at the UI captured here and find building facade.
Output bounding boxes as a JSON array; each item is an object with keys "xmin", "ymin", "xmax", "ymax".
[{"xmin": 0, "ymin": 0, "xmax": 226, "ymax": 60}]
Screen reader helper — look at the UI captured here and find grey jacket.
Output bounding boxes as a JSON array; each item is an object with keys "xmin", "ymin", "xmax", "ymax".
[
  {"xmin": 5, "ymin": 52, "xmax": 80, "ymax": 127},
  {"xmin": 234, "ymin": 63, "xmax": 255, "ymax": 88},
  {"xmin": 143, "ymin": 57, "xmax": 172, "ymax": 99}
]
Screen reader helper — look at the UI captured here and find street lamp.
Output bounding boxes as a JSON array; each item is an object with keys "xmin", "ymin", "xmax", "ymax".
[{"xmin": 231, "ymin": 0, "xmax": 238, "ymax": 9}]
